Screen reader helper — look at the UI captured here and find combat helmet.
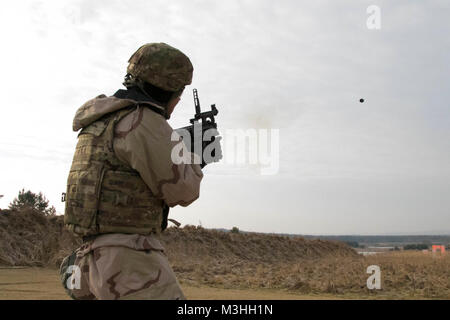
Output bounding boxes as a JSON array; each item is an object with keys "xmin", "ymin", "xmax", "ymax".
[{"xmin": 125, "ymin": 43, "xmax": 193, "ymax": 92}]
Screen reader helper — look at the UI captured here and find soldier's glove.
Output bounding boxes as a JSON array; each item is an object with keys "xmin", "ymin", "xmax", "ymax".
[{"xmin": 200, "ymin": 131, "xmax": 222, "ymax": 168}]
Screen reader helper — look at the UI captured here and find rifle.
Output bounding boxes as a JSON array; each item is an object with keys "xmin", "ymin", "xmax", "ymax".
[{"xmin": 175, "ymin": 89, "xmax": 221, "ymax": 167}]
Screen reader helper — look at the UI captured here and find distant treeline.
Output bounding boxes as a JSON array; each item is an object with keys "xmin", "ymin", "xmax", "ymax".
[
  {"xmin": 300, "ymin": 235, "xmax": 450, "ymax": 246},
  {"xmin": 403, "ymin": 244, "xmax": 429, "ymax": 250},
  {"xmin": 344, "ymin": 241, "xmax": 363, "ymax": 248},
  {"xmin": 214, "ymin": 229, "xmax": 450, "ymax": 247}
]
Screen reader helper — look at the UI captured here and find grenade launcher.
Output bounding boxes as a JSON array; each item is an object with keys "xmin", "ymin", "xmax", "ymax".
[{"xmin": 175, "ymin": 89, "xmax": 222, "ymax": 167}]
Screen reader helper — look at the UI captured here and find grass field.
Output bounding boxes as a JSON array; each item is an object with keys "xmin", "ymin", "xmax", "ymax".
[{"xmin": 0, "ymin": 267, "xmax": 342, "ymax": 300}]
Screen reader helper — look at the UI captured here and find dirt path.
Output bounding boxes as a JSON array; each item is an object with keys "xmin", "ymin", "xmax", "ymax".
[{"xmin": 0, "ymin": 267, "xmax": 343, "ymax": 300}]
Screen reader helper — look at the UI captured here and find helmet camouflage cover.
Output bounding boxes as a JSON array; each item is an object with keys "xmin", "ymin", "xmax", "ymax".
[{"xmin": 127, "ymin": 43, "xmax": 193, "ymax": 92}]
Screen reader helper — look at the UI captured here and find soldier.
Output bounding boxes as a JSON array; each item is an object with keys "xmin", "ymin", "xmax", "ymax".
[{"xmin": 60, "ymin": 43, "xmax": 205, "ymax": 300}]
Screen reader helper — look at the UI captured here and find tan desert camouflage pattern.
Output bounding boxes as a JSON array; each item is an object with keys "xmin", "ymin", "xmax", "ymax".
[
  {"xmin": 127, "ymin": 43, "xmax": 193, "ymax": 91},
  {"xmin": 60, "ymin": 233, "xmax": 185, "ymax": 300}
]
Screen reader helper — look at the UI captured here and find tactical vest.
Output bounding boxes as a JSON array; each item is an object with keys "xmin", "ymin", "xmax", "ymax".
[{"xmin": 64, "ymin": 106, "xmax": 164, "ymax": 237}]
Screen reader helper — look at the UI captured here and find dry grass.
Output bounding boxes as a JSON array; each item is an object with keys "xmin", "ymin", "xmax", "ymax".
[
  {"xmin": 0, "ymin": 209, "xmax": 81, "ymax": 267},
  {"xmin": 171, "ymin": 251, "xmax": 450, "ymax": 299}
]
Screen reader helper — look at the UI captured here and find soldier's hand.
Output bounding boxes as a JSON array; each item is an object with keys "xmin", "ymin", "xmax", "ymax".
[{"xmin": 201, "ymin": 129, "xmax": 222, "ymax": 168}]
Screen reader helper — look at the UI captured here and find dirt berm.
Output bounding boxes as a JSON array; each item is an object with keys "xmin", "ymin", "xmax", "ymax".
[{"xmin": 0, "ymin": 208, "xmax": 357, "ymax": 268}]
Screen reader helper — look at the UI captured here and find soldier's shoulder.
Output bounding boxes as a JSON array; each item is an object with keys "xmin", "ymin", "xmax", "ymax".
[
  {"xmin": 73, "ymin": 94, "xmax": 135, "ymax": 132},
  {"xmin": 114, "ymin": 105, "xmax": 171, "ymax": 139},
  {"xmin": 140, "ymin": 106, "xmax": 173, "ymax": 132}
]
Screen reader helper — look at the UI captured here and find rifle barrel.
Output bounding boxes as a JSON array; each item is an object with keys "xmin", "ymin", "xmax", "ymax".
[{"xmin": 193, "ymin": 89, "xmax": 201, "ymax": 114}]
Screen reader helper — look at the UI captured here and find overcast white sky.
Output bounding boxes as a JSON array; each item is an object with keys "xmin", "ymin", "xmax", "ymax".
[{"xmin": 0, "ymin": 0, "xmax": 449, "ymax": 235}]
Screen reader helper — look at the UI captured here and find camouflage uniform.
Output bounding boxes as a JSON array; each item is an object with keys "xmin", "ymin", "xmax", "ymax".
[{"xmin": 60, "ymin": 43, "xmax": 201, "ymax": 300}]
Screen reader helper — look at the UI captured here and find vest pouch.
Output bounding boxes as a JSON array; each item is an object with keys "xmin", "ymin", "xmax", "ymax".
[
  {"xmin": 64, "ymin": 164, "xmax": 106, "ymax": 236},
  {"xmin": 96, "ymin": 170, "xmax": 164, "ymax": 235}
]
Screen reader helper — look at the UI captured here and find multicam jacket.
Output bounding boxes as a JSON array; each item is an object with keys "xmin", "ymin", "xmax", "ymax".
[{"xmin": 64, "ymin": 88, "xmax": 203, "ymax": 237}]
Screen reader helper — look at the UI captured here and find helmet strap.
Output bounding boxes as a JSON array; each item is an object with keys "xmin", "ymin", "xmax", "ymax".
[{"xmin": 123, "ymin": 74, "xmax": 184, "ymax": 120}]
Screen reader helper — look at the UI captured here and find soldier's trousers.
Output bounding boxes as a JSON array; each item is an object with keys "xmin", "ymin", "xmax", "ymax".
[{"xmin": 59, "ymin": 233, "xmax": 185, "ymax": 300}]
